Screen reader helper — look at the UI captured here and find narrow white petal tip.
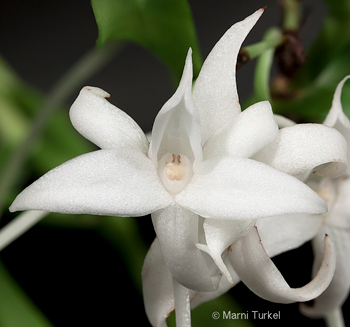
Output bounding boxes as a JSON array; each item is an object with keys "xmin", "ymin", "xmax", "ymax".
[
  {"xmin": 9, "ymin": 199, "xmax": 23, "ymax": 212},
  {"xmin": 230, "ymin": 228, "xmax": 336, "ymax": 304},
  {"xmin": 324, "ymin": 76, "xmax": 350, "ymax": 128},
  {"xmin": 82, "ymin": 86, "xmax": 110, "ymax": 98},
  {"xmin": 8, "ymin": 204, "xmax": 16, "ymax": 213},
  {"xmin": 196, "ymin": 243, "xmax": 234, "ymax": 286},
  {"xmin": 242, "ymin": 8, "xmax": 264, "ymax": 23},
  {"xmin": 254, "ymin": 7, "xmax": 265, "ymax": 18},
  {"xmin": 292, "ymin": 234, "xmax": 336, "ymax": 302},
  {"xmin": 183, "ymin": 49, "xmax": 193, "ymax": 79},
  {"xmin": 299, "ymin": 235, "xmax": 337, "ymax": 317},
  {"xmin": 320, "ymin": 234, "xmax": 336, "ymax": 267}
]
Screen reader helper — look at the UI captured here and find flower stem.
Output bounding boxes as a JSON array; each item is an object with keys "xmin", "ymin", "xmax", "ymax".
[
  {"xmin": 243, "ymin": 35, "xmax": 284, "ymax": 61},
  {"xmin": 172, "ymin": 277, "xmax": 191, "ymax": 327},
  {"xmin": 0, "ymin": 41, "xmax": 123, "ymax": 217},
  {"xmin": 237, "ymin": 28, "xmax": 284, "ymax": 68},
  {"xmin": 254, "ymin": 27, "xmax": 282, "ymax": 102},
  {"xmin": 0, "ymin": 210, "xmax": 48, "ymax": 251},
  {"xmin": 325, "ymin": 308, "xmax": 345, "ymax": 327},
  {"xmin": 282, "ymin": 0, "xmax": 300, "ymax": 30}
]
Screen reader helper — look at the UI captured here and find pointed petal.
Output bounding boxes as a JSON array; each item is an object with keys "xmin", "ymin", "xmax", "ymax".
[
  {"xmin": 229, "ymin": 227, "xmax": 336, "ymax": 303},
  {"xmin": 301, "ymin": 226, "xmax": 350, "ymax": 317},
  {"xmin": 253, "ymin": 124, "xmax": 348, "ymax": 178},
  {"xmin": 70, "ymin": 86, "xmax": 149, "ymax": 153},
  {"xmin": 10, "ymin": 148, "xmax": 172, "ymax": 216},
  {"xmin": 150, "ymin": 49, "xmax": 202, "ymax": 168},
  {"xmin": 323, "ymin": 76, "xmax": 350, "ymax": 170},
  {"xmin": 176, "ymin": 157, "xmax": 327, "ymax": 220},
  {"xmin": 190, "ymin": 258, "xmax": 240, "ymax": 309},
  {"xmin": 151, "ymin": 203, "xmax": 220, "ymax": 292},
  {"xmin": 196, "ymin": 219, "xmax": 255, "ymax": 284},
  {"xmin": 195, "ymin": 243, "xmax": 234, "ymax": 286},
  {"xmin": 256, "ymin": 214, "xmax": 324, "ymax": 258},
  {"xmin": 274, "ymin": 114, "xmax": 296, "ymax": 128},
  {"xmin": 202, "ymin": 101, "xmax": 278, "ymax": 160},
  {"xmin": 142, "ymin": 238, "xmax": 175, "ymax": 327},
  {"xmin": 193, "ymin": 9, "xmax": 264, "ymax": 143},
  {"xmin": 323, "ymin": 76, "xmax": 350, "ymax": 129}
]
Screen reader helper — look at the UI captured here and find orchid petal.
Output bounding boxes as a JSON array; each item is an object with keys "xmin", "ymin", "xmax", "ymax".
[
  {"xmin": 152, "ymin": 203, "xmax": 220, "ymax": 292},
  {"xmin": 274, "ymin": 114, "xmax": 296, "ymax": 128},
  {"xmin": 323, "ymin": 76, "xmax": 350, "ymax": 170},
  {"xmin": 193, "ymin": 9, "xmax": 264, "ymax": 143},
  {"xmin": 256, "ymin": 214, "xmax": 324, "ymax": 258},
  {"xmin": 253, "ymin": 124, "xmax": 348, "ymax": 178},
  {"xmin": 229, "ymin": 227, "xmax": 336, "ymax": 303},
  {"xmin": 142, "ymin": 238, "xmax": 175, "ymax": 327},
  {"xmin": 176, "ymin": 157, "xmax": 327, "ymax": 220},
  {"xmin": 10, "ymin": 148, "xmax": 172, "ymax": 216},
  {"xmin": 70, "ymin": 86, "xmax": 149, "ymax": 153},
  {"xmin": 190, "ymin": 258, "xmax": 240, "ymax": 309},
  {"xmin": 323, "ymin": 76, "xmax": 350, "ymax": 130},
  {"xmin": 202, "ymin": 101, "xmax": 278, "ymax": 160},
  {"xmin": 196, "ymin": 219, "xmax": 255, "ymax": 284},
  {"xmin": 150, "ymin": 49, "xmax": 202, "ymax": 168},
  {"xmin": 301, "ymin": 226, "xmax": 350, "ymax": 317},
  {"xmin": 326, "ymin": 177, "xmax": 350, "ymax": 229}
]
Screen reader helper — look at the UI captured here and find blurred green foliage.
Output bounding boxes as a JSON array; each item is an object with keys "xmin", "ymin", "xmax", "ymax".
[
  {"xmin": 269, "ymin": 0, "xmax": 350, "ymax": 122},
  {"xmin": 0, "ymin": 260, "xmax": 54, "ymax": 327},
  {"xmin": 91, "ymin": 0, "xmax": 203, "ymax": 84}
]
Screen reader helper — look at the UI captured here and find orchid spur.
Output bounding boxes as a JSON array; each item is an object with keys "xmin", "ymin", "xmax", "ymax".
[{"xmin": 6, "ymin": 8, "xmax": 344, "ymax": 327}]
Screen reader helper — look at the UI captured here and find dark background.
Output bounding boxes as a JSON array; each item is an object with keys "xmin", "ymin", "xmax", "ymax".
[{"xmin": 1, "ymin": 1, "xmax": 347, "ymax": 326}]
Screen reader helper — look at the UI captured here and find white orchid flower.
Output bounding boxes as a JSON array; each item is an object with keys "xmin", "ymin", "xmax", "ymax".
[
  {"xmin": 9, "ymin": 8, "xmax": 332, "ymax": 293},
  {"xmin": 7, "ymin": 10, "xmax": 346, "ymax": 327},
  {"xmin": 140, "ymin": 12, "xmax": 350, "ymax": 327}
]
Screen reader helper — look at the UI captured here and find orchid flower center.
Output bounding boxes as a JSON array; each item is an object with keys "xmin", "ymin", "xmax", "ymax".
[
  {"xmin": 317, "ymin": 187, "xmax": 332, "ymax": 205},
  {"xmin": 314, "ymin": 180, "xmax": 336, "ymax": 214},
  {"xmin": 158, "ymin": 153, "xmax": 193, "ymax": 194}
]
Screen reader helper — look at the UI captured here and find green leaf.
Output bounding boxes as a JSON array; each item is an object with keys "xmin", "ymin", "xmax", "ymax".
[
  {"xmin": 91, "ymin": 0, "xmax": 202, "ymax": 84},
  {"xmin": 0, "ymin": 260, "xmax": 53, "ymax": 327}
]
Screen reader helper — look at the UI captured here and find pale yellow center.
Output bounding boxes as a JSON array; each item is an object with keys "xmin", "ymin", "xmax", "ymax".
[
  {"xmin": 158, "ymin": 153, "xmax": 193, "ymax": 194},
  {"xmin": 164, "ymin": 154, "xmax": 187, "ymax": 181}
]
